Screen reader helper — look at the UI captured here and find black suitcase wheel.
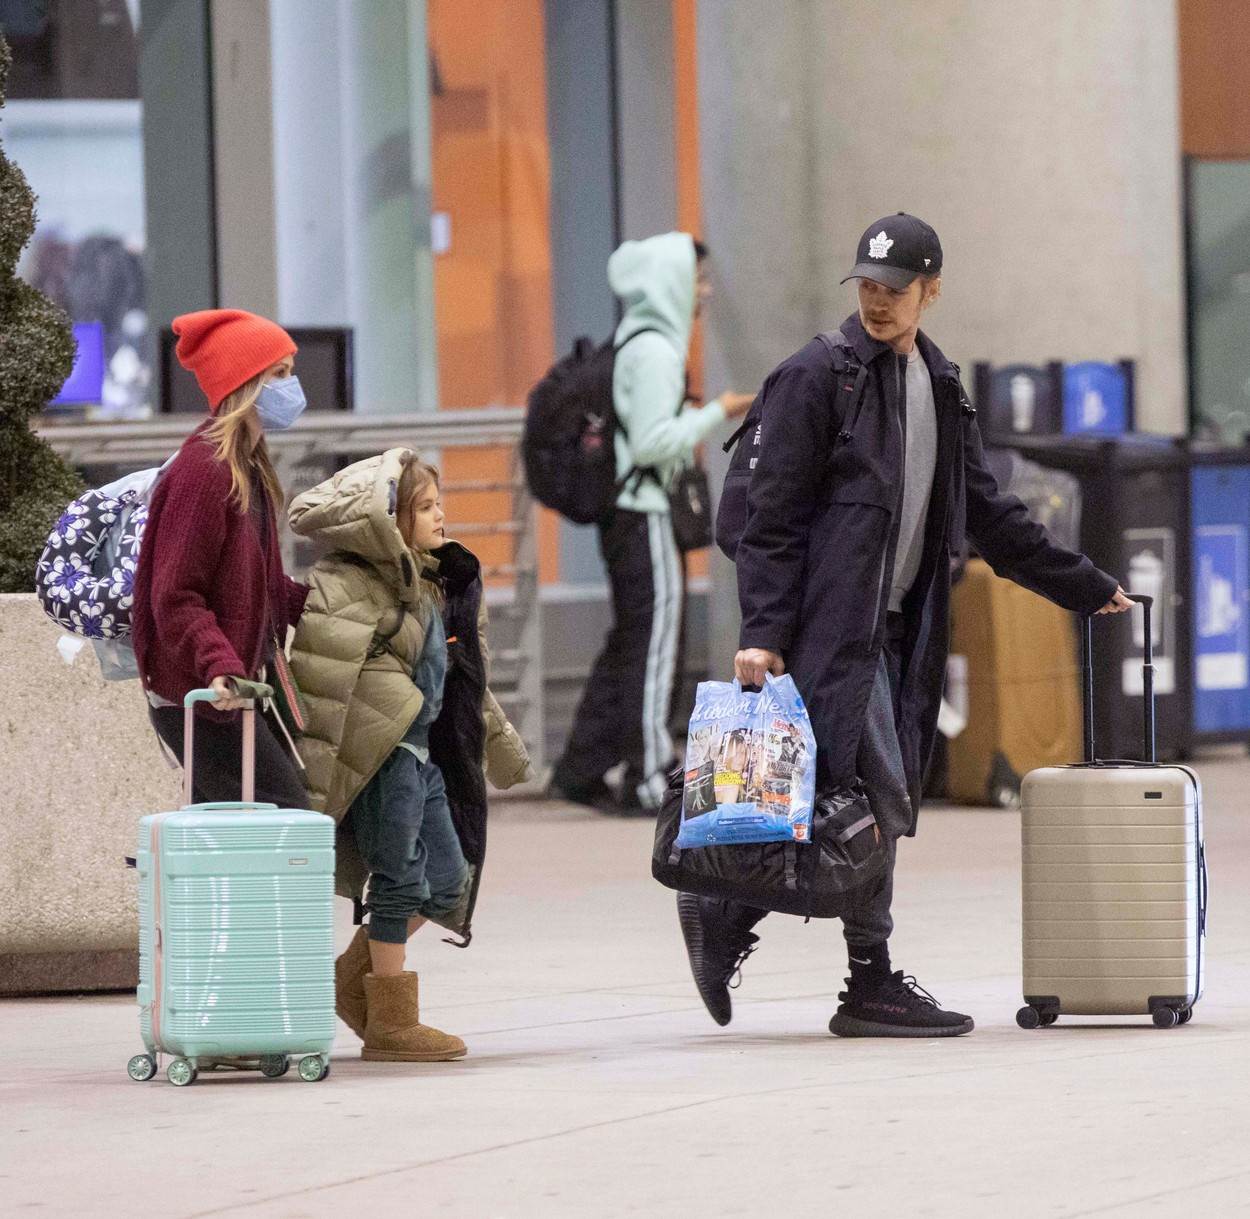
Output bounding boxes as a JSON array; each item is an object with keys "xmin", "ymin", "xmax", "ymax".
[
  {"xmin": 1152, "ymin": 1007, "xmax": 1180, "ymax": 1029},
  {"xmin": 1039, "ymin": 1012, "xmax": 1058, "ymax": 1027},
  {"xmin": 1016, "ymin": 1006, "xmax": 1042, "ymax": 1030},
  {"xmin": 1177, "ymin": 1008, "xmax": 1193, "ymax": 1026}
]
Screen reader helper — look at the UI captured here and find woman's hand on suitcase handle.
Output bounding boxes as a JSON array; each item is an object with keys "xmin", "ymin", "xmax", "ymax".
[
  {"xmin": 735, "ymin": 648, "xmax": 785, "ymax": 687},
  {"xmin": 210, "ymin": 674, "xmax": 249, "ymax": 710},
  {"xmin": 1095, "ymin": 586, "xmax": 1134, "ymax": 615}
]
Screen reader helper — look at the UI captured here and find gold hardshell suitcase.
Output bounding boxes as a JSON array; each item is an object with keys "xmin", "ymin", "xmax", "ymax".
[{"xmin": 1018, "ymin": 595, "xmax": 1206, "ymax": 1029}]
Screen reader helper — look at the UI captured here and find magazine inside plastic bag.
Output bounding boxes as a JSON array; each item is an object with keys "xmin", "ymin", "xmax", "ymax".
[{"xmin": 676, "ymin": 674, "xmax": 817, "ymax": 848}]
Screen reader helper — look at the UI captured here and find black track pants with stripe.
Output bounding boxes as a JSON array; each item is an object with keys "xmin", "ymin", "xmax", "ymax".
[{"xmin": 555, "ymin": 507, "xmax": 683, "ymax": 807}]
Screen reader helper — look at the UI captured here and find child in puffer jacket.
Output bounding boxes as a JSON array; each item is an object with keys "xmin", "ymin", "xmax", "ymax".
[{"xmin": 288, "ymin": 448, "xmax": 532, "ymax": 1063}]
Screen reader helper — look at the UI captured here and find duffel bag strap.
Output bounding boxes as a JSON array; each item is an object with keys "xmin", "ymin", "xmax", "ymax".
[{"xmin": 784, "ymin": 842, "xmax": 798, "ymax": 892}]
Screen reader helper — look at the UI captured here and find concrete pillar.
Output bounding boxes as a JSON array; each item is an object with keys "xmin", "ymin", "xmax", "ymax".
[
  {"xmin": 615, "ymin": 0, "xmax": 677, "ymax": 241},
  {"xmin": 698, "ymin": 0, "xmax": 1187, "ymax": 663},
  {"xmin": 805, "ymin": 0, "xmax": 1185, "ymax": 436},
  {"xmin": 545, "ymin": 0, "xmax": 621, "ymax": 583},
  {"xmin": 697, "ymin": 0, "xmax": 819, "ymax": 667},
  {"xmin": 269, "ymin": 0, "xmax": 437, "ymax": 414},
  {"xmin": 139, "ymin": 0, "xmax": 218, "ymax": 325},
  {"xmin": 209, "ymin": 0, "xmax": 278, "ymax": 317},
  {"xmin": 337, "ymin": 0, "xmax": 437, "ymax": 414},
  {"xmin": 269, "ymin": 0, "xmax": 350, "ymax": 326}
]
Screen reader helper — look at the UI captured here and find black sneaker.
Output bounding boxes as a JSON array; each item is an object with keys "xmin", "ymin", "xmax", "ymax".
[
  {"xmin": 828, "ymin": 970, "xmax": 974, "ymax": 1038},
  {"xmin": 677, "ymin": 892, "xmax": 759, "ymax": 1026}
]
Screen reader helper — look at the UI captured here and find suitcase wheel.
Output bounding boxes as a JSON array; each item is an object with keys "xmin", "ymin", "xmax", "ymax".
[
  {"xmin": 1016, "ymin": 1006, "xmax": 1042, "ymax": 1030},
  {"xmin": 259, "ymin": 1055, "xmax": 290, "ymax": 1078},
  {"xmin": 1152, "ymin": 1007, "xmax": 1181, "ymax": 1029},
  {"xmin": 166, "ymin": 1058, "xmax": 198, "ymax": 1087},
  {"xmin": 127, "ymin": 1054, "xmax": 157, "ymax": 1082},
  {"xmin": 297, "ymin": 1054, "xmax": 330, "ymax": 1083},
  {"xmin": 1178, "ymin": 1008, "xmax": 1194, "ymax": 1026}
]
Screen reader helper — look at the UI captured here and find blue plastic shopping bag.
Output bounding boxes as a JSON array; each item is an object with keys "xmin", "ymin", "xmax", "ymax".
[{"xmin": 676, "ymin": 674, "xmax": 817, "ymax": 848}]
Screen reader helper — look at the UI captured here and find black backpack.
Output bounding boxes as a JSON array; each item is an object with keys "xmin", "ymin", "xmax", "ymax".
[
  {"xmin": 714, "ymin": 329, "xmax": 869, "ymax": 560},
  {"xmin": 522, "ymin": 328, "xmax": 657, "ymax": 525}
]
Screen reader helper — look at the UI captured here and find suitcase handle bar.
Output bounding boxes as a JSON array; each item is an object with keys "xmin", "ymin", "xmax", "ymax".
[
  {"xmin": 182, "ymin": 684, "xmax": 273, "ymax": 807},
  {"xmin": 1082, "ymin": 595, "xmax": 1154, "ymax": 766}
]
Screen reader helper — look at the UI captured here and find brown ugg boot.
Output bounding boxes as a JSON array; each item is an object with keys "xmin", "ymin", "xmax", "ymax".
[
  {"xmin": 361, "ymin": 972, "xmax": 467, "ymax": 1062},
  {"xmin": 334, "ymin": 926, "xmax": 372, "ymax": 1039}
]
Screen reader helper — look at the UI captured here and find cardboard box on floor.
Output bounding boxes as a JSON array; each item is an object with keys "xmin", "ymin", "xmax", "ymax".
[{"xmin": 947, "ymin": 560, "xmax": 1083, "ymax": 806}]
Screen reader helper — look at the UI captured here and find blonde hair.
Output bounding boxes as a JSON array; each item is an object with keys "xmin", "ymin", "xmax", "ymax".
[
  {"xmin": 397, "ymin": 458, "xmax": 443, "ymax": 612},
  {"xmin": 203, "ymin": 370, "xmax": 285, "ymax": 516},
  {"xmin": 397, "ymin": 459, "xmax": 441, "ymax": 546}
]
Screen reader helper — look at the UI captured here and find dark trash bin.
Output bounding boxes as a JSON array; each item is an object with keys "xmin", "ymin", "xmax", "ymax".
[
  {"xmin": 1003, "ymin": 434, "xmax": 1192, "ymax": 761},
  {"xmin": 974, "ymin": 362, "xmax": 1064, "ymax": 442}
]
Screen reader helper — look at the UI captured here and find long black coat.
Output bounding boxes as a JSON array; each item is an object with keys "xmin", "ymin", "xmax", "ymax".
[{"xmin": 736, "ymin": 313, "xmax": 1117, "ymax": 832}]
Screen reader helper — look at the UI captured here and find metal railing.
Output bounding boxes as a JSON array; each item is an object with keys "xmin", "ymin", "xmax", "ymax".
[{"xmin": 38, "ymin": 409, "xmax": 545, "ymax": 772}]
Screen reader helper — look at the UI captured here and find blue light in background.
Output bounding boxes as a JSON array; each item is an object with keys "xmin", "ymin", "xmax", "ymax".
[{"xmin": 51, "ymin": 321, "xmax": 106, "ymax": 407}]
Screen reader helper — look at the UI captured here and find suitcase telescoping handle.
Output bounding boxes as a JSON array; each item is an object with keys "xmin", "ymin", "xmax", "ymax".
[
  {"xmin": 182, "ymin": 685, "xmax": 271, "ymax": 807},
  {"xmin": 1082, "ymin": 594, "xmax": 1154, "ymax": 766}
]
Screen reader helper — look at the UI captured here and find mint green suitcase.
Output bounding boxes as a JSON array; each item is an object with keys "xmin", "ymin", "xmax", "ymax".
[{"xmin": 127, "ymin": 689, "xmax": 336, "ymax": 1087}]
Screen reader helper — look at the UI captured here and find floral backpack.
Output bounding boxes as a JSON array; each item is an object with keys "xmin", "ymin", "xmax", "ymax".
[{"xmin": 35, "ymin": 458, "xmax": 173, "ymax": 679}]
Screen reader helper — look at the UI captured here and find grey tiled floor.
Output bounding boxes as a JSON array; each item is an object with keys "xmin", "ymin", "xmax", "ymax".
[{"xmin": 4, "ymin": 757, "xmax": 1248, "ymax": 1217}]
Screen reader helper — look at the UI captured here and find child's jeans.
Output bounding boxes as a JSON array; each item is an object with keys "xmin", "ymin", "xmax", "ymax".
[{"xmin": 351, "ymin": 750, "xmax": 469, "ymax": 944}]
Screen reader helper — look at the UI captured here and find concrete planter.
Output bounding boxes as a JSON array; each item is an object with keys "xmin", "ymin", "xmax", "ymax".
[{"xmin": 0, "ymin": 595, "xmax": 180, "ymax": 995}]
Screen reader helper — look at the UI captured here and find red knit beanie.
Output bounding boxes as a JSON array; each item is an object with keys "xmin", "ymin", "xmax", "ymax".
[{"xmin": 172, "ymin": 309, "xmax": 298, "ymax": 411}]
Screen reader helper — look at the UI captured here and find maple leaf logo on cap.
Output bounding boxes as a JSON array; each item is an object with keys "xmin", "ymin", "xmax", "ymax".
[{"xmin": 868, "ymin": 231, "xmax": 894, "ymax": 260}]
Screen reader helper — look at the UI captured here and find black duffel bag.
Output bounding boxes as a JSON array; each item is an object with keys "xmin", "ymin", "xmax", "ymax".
[{"xmin": 652, "ymin": 767, "xmax": 888, "ymax": 917}]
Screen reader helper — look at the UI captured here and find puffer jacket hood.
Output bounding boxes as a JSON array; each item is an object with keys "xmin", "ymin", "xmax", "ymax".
[
  {"xmin": 288, "ymin": 448, "xmax": 427, "ymax": 606},
  {"xmin": 610, "ymin": 231, "xmax": 696, "ymax": 355}
]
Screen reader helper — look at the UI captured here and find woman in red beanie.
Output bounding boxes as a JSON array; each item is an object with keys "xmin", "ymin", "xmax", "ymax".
[{"xmin": 131, "ymin": 308, "xmax": 311, "ymax": 806}]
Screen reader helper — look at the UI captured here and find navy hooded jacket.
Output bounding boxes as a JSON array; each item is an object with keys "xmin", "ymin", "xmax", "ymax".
[{"xmin": 735, "ymin": 313, "xmax": 1117, "ymax": 831}]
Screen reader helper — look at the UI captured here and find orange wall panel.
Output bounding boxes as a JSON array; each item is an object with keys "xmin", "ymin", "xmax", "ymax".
[
  {"xmin": 1179, "ymin": 0, "xmax": 1250, "ymax": 157},
  {"xmin": 429, "ymin": 0, "xmax": 558, "ymax": 581},
  {"xmin": 429, "ymin": 0, "xmax": 554, "ymax": 409}
]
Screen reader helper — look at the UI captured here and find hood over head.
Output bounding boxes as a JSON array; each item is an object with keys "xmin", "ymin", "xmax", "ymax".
[
  {"xmin": 289, "ymin": 447, "xmax": 432, "ymax": 605},
  {"xmin": 609, "ymin": 231, "xmax": 697, "ymax": 351}
]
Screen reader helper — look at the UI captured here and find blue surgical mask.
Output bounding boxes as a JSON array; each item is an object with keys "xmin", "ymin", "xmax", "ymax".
[{"xmin": 255, "ymin": 374, "xmax": 307, "ymax": 431}]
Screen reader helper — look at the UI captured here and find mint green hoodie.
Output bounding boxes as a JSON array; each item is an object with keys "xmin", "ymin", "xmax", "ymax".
[{"xmin": 609, "ymin": 232, "xmax": 728, "ymax": 513}]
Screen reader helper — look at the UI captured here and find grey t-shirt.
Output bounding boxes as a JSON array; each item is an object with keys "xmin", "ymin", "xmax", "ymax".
[{"xmin": 888, "ymin": 347, "xmax": 938, "ymax": 612}]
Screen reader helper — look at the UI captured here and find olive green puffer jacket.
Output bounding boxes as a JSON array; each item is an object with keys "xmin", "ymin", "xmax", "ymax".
[{"xmin": 288, "ymin": 448, "xmax": 532, "ymax": 912}]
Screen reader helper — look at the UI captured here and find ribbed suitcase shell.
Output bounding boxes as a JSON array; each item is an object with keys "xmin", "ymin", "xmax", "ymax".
[
  {"xmin": 1020, "ymin": 764, "xmax": 1205, "ymax": 1016},
  {"xmin": 137, "ymin": 806, "xmax": 336, "ymax": 1059}
]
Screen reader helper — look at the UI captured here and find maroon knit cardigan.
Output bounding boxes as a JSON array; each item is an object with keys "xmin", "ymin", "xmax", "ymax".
[{"xmin": 131, "ymin": 423, "xmax": 308, "ymax": 705}]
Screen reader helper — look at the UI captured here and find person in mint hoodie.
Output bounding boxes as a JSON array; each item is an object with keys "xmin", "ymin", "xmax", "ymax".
[{"xmin": 549, "ymin": 233, "xmax": 753, "ymax": 815}]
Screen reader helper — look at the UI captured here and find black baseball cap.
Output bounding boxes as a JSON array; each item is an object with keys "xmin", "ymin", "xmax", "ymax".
[{"xmin": 840, "ymin": 212, "xmax": 943, "ymax": 290}]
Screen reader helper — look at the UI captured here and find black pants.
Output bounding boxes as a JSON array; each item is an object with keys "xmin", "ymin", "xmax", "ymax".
[
  {"xmin": 149, "ymin": 704, "xmax": 308, "ymax": 808},
  {"xmin": 555, "ymin": 508, "xmax": 684, "ymax": 807}
]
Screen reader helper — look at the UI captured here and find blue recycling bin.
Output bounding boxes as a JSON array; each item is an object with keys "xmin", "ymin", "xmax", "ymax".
[
  {"xmin": 1062, "ymin": 361, "xmax": 1135, "ymax": 436},
  {"xmin": 1190, "ymin": 463, "xmax": 1250, "ymax": 735}
]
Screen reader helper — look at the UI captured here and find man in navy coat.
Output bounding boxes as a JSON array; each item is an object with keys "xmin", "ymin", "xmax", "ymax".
[{"xmin": 679, "ymin": 214, "xmax": 1132, "ymax": 1037}]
